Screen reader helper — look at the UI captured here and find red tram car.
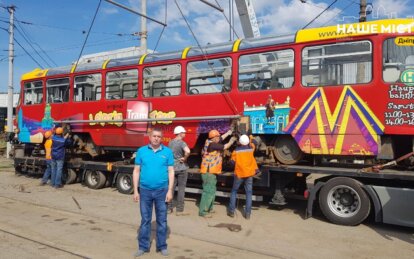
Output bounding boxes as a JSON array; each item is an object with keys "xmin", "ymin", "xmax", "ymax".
[{"xmin": 16, "ymin": 18, "xmax": 414, "ymax": 165}]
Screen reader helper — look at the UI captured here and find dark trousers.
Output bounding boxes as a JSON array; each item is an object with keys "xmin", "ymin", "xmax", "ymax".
[{"xmin": 168, "ymin": 170, "xmax": 188, "ymax": 212}]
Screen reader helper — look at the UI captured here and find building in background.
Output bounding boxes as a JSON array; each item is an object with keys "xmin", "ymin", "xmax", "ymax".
[{"xmin": 0, "ymin": 93, "xmax": 19, "ymax": 132}]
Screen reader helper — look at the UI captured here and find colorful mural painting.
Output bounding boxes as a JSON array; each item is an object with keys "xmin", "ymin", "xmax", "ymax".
[
  {"xmin": 243, "ymin": 97, "xmax": 291, "ymax": 134},
  {"xmin": 18, "ymin": 104, "xmax": 54, "ymax": 144},
  {"xmin": 284, "ymin": 86, "xmax": 385, "ymax": 155}
]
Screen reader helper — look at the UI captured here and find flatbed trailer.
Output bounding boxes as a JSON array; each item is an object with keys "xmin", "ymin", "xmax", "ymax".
[{"xmin": 13, "ymin": 155, "xmax": 414, "ymax": 227}]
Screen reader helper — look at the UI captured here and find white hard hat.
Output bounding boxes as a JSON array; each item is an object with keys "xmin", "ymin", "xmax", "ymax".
[
  {"xmin": 174, "ymin": 126, "xmax": 186, "ymax": 134},
  {"xmin": 239, "ymin": 135, "xmax": 250, "ymax": 145}
]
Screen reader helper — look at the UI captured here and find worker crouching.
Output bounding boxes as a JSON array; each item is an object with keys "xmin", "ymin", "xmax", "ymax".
[
  {"xmin": 227, "ymin": 134, "xmax": 259, "ymax": 220},
  {"xmin": 199, "ymin": 129, "xmax": 237, "ymax": 218}
]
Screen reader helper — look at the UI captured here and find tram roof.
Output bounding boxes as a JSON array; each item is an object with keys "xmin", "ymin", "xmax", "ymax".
[{"xmin": 21, "ymin": 18, "xmax": 414, "ymax": 81}]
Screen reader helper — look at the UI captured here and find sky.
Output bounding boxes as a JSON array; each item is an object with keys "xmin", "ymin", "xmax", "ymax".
[{"xmin": 0, "ymin": 0, "xmax": 413, "ymax": 93}]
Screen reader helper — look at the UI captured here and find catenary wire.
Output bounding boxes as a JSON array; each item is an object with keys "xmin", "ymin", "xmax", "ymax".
[
  {"xmin": 14, "ymin": 37, "xmax": 44, "ymax": 68},
  {"xmin": 15, "ymin": 15, "xmax": 58, "ymax": 66},
  {"xmin": 73, "ymin": 0, "xmax": 103, "ymax": 69},
  {"xmin": 174, "ymin": 0, "xmax": 239, "ymax": 115},
  {"xmin": 213, "ymin": 0, "xmax": 239, "ymax": 39},
  {"xmin": 14, "ymin": 24, "xmax": 51, "ymax": 67},
  {"xmin": 302, "ymin": 0, "xmax": 339, "ymax": 29},
  {"xmin": 152, "ymin": 0, "xmax": 168, "ymax": 53}
]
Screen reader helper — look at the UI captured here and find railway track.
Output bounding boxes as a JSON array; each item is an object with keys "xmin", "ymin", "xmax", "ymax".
[{"xmin": 0, "ymin": 194, "xmax": 284, "ymax": 258}]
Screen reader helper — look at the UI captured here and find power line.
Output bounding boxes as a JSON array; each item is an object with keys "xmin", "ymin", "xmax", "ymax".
[
  {"xmin": 298, "ymin": 0, "xmax": 327, "ymax": 10},
  {"xmin": 73, "ymin": 0, "xmax": 103, "ymax": 70},
  {"xmin": 321, "ymin": 0, "xmax": 356, "ymax": 26},
  {"xmin": 15, "ymin": 14, "xmax": 58, "ymax": 66},
  {"xmin": 302, "ymin": 0, "xmax": 339, "ymax": 29},
  {"xmin": 0, "ymin": 16, "xmax": 136, "ymax": 37},
  {"xmin": 213, "ymin": 0, "xmax": 239, "ymax": 39},
  {"xmin": 14, "ymin": 37, "xmax": 44, "ymax": 68},
  {"xmin": 152, "ymin": 0, "xmax": 167, "ymax": 53},
  {"xmin": 14, "ymin": 23, "xmax": 51, "ymax": 67}
]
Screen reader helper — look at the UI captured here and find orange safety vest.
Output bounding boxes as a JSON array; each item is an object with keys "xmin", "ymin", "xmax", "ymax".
[
  {"xmin": 200, "ymin": 139, "xmax": 223, "ymax": 174},
  {"xmin": 231, "ymin": 143, "xmax": 258, "ymax": 178},
  {"xmin": 44, "ymin": 139, "xmax": 52, "ymax": 160}
]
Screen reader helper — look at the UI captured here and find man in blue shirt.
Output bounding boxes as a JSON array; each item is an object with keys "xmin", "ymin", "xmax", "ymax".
[{"xmin": 133, "ymin": 128, "xmax": 174, "ymax": 257}]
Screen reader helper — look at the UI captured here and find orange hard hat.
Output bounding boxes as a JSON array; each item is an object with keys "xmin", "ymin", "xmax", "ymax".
[
  {"xmin": 44, "ymin": 131, "xmax": 52, "ymax": 139},
  {"xmin": 208, "ymin": 130, "xmax": 220, "ymax": 139},
  {"xmin": 55, "ymin": 127, "xmax": 63, "ymax": 135}
]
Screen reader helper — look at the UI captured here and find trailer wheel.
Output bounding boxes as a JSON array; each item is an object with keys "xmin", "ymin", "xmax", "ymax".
[
  {"xmin": 319, "ymin": 177, "xmax": 370, "ymax": 226},
  {"xmin": 84, "ymin": 170, "xmax": 107, "ymax": 189},
  {"xmin": 105, "ymin": 173, "xmax": 114, "ymax": 188},
  {"xmin": 63, "ymin": 168, "xmax": 77, "ymax": 184},
  {"xmin": 116, "ymin": 173, "xmax": 133, "ymax": 194},
  {"xmin": 274, "ymin": 136, "xmax": 303, "ymax": 165},
  {"xmin": 15, "ymin": 165, "xmax": 23, "ymax": 175}
]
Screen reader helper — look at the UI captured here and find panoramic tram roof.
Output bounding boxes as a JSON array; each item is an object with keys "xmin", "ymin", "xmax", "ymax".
[{"xmin": 21, "ymin": 18, "xmax": 414, "ymax": 81}]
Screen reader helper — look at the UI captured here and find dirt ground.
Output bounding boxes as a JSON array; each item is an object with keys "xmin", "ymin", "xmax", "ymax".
[{"xmin": 0, "ymin": 157, "xmax": 413, "ymax": 259}]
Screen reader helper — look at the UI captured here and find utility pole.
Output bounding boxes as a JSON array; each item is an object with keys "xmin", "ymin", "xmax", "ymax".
[
  {"xmin": 357, "ymin": 0, "xmax": 367, "ymax": 83},
  {"xmin": 141, "ymin": 0, "xmax": 147, "ymax": 54},
  {"xmin": 229, "ymin": 0, "xmax": 233, "ymax": 41},
  {"xmin": 6, "ymin": 6, "xmax": 15, "ymax": 159},
  {"xmin": 359, "ymin": 0, "xmax": 367, "ymax": 22}
]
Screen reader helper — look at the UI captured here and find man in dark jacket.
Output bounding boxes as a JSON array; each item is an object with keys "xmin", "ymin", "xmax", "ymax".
[{"xmin": 51, "ymin": 127, "xmax": 70, "ymax": 188}]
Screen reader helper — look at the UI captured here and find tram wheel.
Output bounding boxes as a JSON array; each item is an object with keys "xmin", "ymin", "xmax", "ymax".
[
  {"xmin": 274, "ymin": 135, "xmax": 303, "ymax": 165},
  {"xmin": 116, "ymin": 173, "xmax": 133, "ymax": 194},
  {"xmin": 84, "ymin": 170, "xmax": 107, "ymax": 189}
]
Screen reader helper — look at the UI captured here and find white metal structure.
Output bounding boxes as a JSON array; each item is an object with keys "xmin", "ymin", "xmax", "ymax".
[{"xmin": 235, "ymin": 0, "xmax": 261, "ymax": 38}]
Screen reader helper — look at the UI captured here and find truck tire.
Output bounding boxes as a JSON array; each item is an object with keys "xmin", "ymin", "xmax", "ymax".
[
  {"xmin": 63, "ymin": 168, "xmax": 77, "ymax": 184},
  {"xmin": 319, "ymin": 177, "xmax": 370, "ymax": 226},
  {"xmin": 84, "ymin": 170, "xmax": 107, "ymax": 189},
  {"xmin": 105, "ymin": 173, "xmax": 114, "ymax": 188},
  {"xmin": 116, "ymin": 173, "xmax": 133, "ymax": 194}
]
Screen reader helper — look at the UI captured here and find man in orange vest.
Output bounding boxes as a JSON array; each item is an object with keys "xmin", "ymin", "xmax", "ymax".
[
  {"xmin": 227, "ymin": 134, "xmax": 259, "ymax": 219},
  {"xmin": 199, "ymin": 129, "xmax": 237, "ymax": 218},
  {"xmin": 40, "ymin": 131, "xmax": 53, "ymax": 185}
]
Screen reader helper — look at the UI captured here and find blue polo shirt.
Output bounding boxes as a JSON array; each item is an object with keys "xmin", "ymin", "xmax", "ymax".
[{"xmin": 135, "ymin": 144, "xmax": 174, "ymax": 190}]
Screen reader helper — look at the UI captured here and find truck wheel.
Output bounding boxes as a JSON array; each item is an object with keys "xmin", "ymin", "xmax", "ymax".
[
  {"xmin": 105, "ymin": 173, "xmax": 114, "ymax": 188},
  {"xmin": 63, "ymin": 168, "xmax": 77, "ymax": 184},
  {"xmin": 116, "ymin": 173, "xmax": 133, "ymax": 194},
  {"xmin": 319, "ymin": 177, "xmax": 370, "ymax": 226},
  {"xmin": 274, "ymin": 136, "xmax": 303, "ymax": 165},
  {"xmin": 84, "ymin": 170, "xmax": 107, "ymax": 189},
  {"xmin": 15, "ymin": 165, "xmax": 23, "ymax": 175}
]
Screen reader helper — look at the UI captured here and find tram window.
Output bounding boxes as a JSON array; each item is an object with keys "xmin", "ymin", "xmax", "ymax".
[
  {"xmin": 302, "ymin": 40, "xmax": 372, "ymax": 87},
  {"xmin": 74, "ymin": 74, "xmax": 102, "ymax": 102},
  {"xmin": 46, "ymin": 78, "xmax": 69, "ymax": 103},
  {"xmin": 143, "ymin": 64, "xmax": 181, "ymax": 97},
  {"xmin": 23, "ymin": 81, "xmax": 43, "ymax": 105},
  {"xmin": 187, "ymin": 57, "xmax": 232, "ymax": 94},
  {"xmin": 239, "ymin": 49, "xmax": 294, "ymax": 92},
  {"xmin": 106, "ymin": 69, "xmax": 138, "ymax": 100},
  {"xmin": 383, "ymin": 38, "xmax": 414, "ymax": 83}
]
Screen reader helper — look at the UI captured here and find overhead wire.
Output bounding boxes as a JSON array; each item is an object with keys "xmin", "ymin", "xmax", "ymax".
[
  {"xmin": 174, "ymin": 0, "xmax": 239, "ymax": 115},
  {"xmin": 321, "ymin": 0, "xmax": 356, "ymax": 26},
  {"xmin": 14, "ymin": 37, "xmax": 44, "ymax": 68},
  {"xmin": 73, "ymin": 0, "xmax": 103, "ymax": 70},
  {"xmin": 213, "ymin": 0, "xmax": 239, "ymax": 39},
  {"xmin": 302, "ymin": 0, "xmax": 339, "ymax": 29},
  {"xmin": 15, "ymin": 15, "xmax": 58, "ymax": 66},
  {"xmin": 14, "ymin": 23, "xmax": 52, "ymax": 67},
  {"xmin": 152, "ymin": 0, "xmax": 167, "ymax": 53},
  {"xmin": 0, "ymin": 16, "xmax": 136, "ymax": 37}
]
